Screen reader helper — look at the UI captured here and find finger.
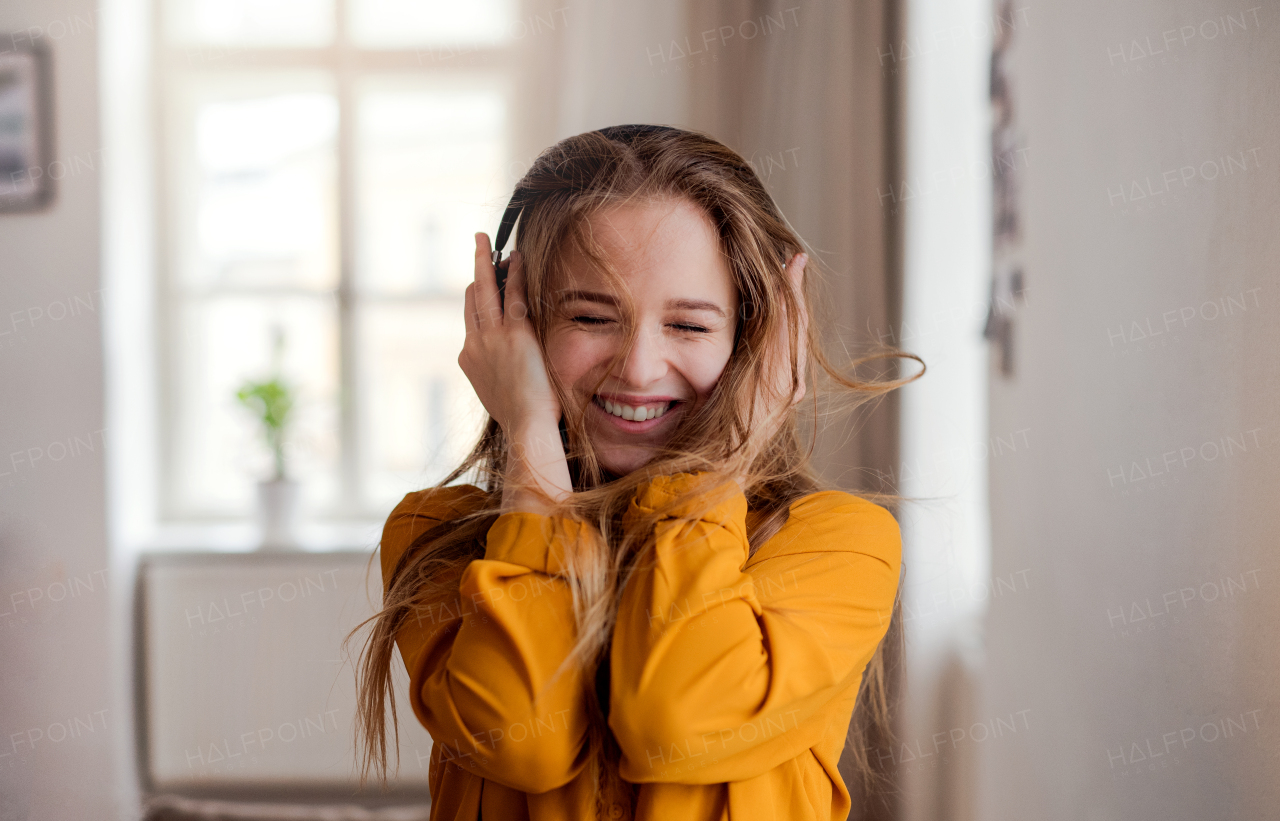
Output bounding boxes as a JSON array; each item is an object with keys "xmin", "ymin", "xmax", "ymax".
[
  {"xmin": 783, "ymin": 252, "xmax": 805, "ymax": 318},
  {"xmin": 786, "ymin": 252, "xmax": 807, "ymax": 289},
  {"xmin": 503, "ymin": 251, "xmax": 529, "ymax": 323},
  {"xmin": 786, "ymin": 253, "xmax": 809, "ymax": 402},
  {"xmin": 464, "ymin": 282, "xmax": 478, "ymax": 336},
  {"xmin": 782, "ymin": 254, "xmax": 805, "ymax": 322},
  {"xmin": 473, "ymin": 232, "xmax": 501, "ymax": 327}
]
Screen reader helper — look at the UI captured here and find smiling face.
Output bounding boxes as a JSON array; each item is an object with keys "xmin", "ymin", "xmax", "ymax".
[{"xmin": 542, "ymin": 196, "xmax": 738, "ymax": 478}]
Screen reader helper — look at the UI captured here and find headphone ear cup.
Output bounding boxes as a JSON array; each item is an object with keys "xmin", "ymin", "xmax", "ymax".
[{"xmin": 491, "ymin": 253, "xmax": 506, "ymax": 307}]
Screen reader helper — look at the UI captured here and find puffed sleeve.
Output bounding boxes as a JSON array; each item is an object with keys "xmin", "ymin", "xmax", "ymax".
[
  {"xmin": 380, "ymin": 486, "xmax": 594, "ymax": 793},
  {"xmin": 608, "ymin": 473, "xmax": 902, "ymax": 784}
]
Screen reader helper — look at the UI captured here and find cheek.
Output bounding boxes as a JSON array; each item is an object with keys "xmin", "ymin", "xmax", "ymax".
[
  {"xmin": 545, "ymin": 331, "xmax": 615, "ymax": 388},
  {"xmin": 682, "ymin": 340, "xmax": 735, "ymax": 399}
]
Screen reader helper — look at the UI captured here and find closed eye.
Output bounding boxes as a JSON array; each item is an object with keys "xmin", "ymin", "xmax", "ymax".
[
  {"xmin": 572, "ymin": 315, "xmax": 613, "ymax": 326},
  {"xmin": 671, "ymin": 323, "xmax": 709, "ymax": 333}
]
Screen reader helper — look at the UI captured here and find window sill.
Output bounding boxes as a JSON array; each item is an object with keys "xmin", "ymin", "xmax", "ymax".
[{"xmin": 129, "ymin": 519, "xmax": 386, "ymax": 554}]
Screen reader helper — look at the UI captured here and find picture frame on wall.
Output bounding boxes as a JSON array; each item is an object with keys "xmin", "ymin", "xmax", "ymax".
[{"xmin": 0, "ymin": 39, "xmax": 55, "ymax": 212}]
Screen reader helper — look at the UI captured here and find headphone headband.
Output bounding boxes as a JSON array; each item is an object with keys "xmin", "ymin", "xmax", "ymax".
[{"xmin": 490, "ymin": 124, "xmax": 682, "ymax": 268}]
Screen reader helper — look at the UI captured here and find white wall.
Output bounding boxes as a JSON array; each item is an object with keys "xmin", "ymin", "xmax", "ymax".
[
  {"xmin": 0, "ymin": 1, "xmax": 117, "ymax": 818},
  {"xmin": 896, "ymin": 0, "xmax": 993, "ymax": 817},
  {"xmin": 979, "ymin": 2, "xmax": 1279, "ymax": 818}
]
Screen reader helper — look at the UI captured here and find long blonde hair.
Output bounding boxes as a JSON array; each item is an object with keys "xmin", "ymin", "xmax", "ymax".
[{"xmin": 348, "ymin": 125, "xmax": 922, "ymax": 812}]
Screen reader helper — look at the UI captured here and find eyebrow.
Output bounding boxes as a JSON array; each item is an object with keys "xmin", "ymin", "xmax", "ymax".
[{"xmin": 556, "ymin": 289, "xmax": 728, "ymax": 318}]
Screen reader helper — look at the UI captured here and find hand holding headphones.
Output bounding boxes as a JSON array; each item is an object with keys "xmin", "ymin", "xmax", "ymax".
[{"xmin": 461, "ymin": 232, "xmax": 572, "ymax": 509}]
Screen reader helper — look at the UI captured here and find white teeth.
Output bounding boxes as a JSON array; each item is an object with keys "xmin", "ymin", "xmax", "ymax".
[{"xmin": 597, "ymin": 397, "xmax": 671, "ymax": 421}]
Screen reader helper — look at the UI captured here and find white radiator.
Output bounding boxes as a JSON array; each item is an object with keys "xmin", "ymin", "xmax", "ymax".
[{"xmin": 139, "ymin": 551, "xmax": 435, "ymax": 795}]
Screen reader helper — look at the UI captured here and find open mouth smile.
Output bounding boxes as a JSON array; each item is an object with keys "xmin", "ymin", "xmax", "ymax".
[{"xmin": 591, "ymin": 394, "xmax": 682, "ymax": 431}]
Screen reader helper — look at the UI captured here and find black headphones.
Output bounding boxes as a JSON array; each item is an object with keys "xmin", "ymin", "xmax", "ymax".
[{"xmin": 490, "ymin": 124, "xmax": 684, "ymax": 304}]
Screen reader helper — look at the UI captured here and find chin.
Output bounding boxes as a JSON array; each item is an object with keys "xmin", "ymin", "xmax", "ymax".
[{"xmin": 597, "ymin": 446, "xmax": 654, "ymax": 478}]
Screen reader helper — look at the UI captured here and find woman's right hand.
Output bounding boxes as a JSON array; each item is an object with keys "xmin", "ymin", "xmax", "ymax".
[
  {"xmin": 460, "ymin": 233, "xmax": 571, "ymax": 508},
  {"xmin": 459, "ymin": 233, "xmax": 561, "ymax": 434}
]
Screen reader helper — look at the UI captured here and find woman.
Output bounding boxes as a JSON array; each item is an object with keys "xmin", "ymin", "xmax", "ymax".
[{"xmin": 354, "ymin": 124, "xmax": 920, "ymax": 820}]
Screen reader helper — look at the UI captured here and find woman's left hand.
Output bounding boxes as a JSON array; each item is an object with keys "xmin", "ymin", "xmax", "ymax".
[{"xmin": 734, "ymin": 252, "xmax": 809, "ymax": 487}]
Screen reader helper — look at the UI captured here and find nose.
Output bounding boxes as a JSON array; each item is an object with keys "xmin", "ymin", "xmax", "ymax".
[{"xmin": 613, "ymin": 324, "xmax": 669, "ymax": 388}]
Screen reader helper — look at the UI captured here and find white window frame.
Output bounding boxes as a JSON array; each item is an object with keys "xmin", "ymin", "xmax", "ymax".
[{"xmin": 150, "ymin": 0, "xmax": 520, "ymax": 527}]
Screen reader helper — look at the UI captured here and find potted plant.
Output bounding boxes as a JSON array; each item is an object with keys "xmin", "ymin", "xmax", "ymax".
[{"xmin": 236, "ymin": 332, "xmax": 300, "ymax": 550}]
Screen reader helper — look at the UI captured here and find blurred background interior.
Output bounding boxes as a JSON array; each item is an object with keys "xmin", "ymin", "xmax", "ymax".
[{"xmin": 1, "ymin": 0, "xmax": 1276, "ymax": 819}]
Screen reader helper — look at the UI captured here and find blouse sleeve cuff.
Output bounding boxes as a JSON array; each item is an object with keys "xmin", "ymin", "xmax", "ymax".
[
  {"xmin": 483, "ymin": 511, "xmax": 595, "ymax": 575},
  {"xmin": 624, "ymin": 472, "xmax": 749, "ymax": 538}
]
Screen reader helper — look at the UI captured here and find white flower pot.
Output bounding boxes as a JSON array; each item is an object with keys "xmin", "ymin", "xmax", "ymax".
[{"xmin": 256, "ymin": 478, "xmax": 300, "ymax": 550}]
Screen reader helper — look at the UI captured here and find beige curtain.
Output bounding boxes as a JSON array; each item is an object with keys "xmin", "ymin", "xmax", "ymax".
[{"xmin": 684, "ymin": 2, "xmax": 903, "ymax": 818}]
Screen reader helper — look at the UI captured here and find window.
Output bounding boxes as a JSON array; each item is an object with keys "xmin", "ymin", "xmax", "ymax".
[{"xmin": 154, "ymin": 0, "xmax": 517, "ymax": 524}]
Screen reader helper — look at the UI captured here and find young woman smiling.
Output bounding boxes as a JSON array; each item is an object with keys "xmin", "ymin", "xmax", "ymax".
[{"xmin": 354, "ymin": 125, "xmax": 921, "ymax": 820}]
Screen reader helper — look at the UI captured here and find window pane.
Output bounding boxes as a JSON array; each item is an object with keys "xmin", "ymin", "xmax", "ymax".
[
  {"xmin": 349, "ymin": 0, "xmax": 517, "ymax": 49},
  {"xmin": 355, "ymin": 78, "xmax": 507, "ymax": 296},
  {"xmin": 170, "ymin": 296, "xmax": 340, "ymax": 517},
  {"xmin": 356, "ymin": 303, "xmax": 486, "ymax": 510},
  {"xmin": 163, "ymin": 0, "xmax": 335, "ymax": 47},
  {"xmin": 169, "ymin": 73, "xmax": 338, "ymax": 291}
]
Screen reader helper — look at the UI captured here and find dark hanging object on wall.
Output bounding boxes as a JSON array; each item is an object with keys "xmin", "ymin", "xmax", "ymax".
[
  {"xmin": 984, "ymin": 0, "xmax": 1028, "ymax": 377},
  {"xmin": 0, "ymin": 37, "xmax": 55, "ymax": 213}
]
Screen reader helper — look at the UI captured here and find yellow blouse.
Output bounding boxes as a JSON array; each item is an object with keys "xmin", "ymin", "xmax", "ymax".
[{"xmin": 380, "ymin": 473, "xmax": 902, "ymax": 821}]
